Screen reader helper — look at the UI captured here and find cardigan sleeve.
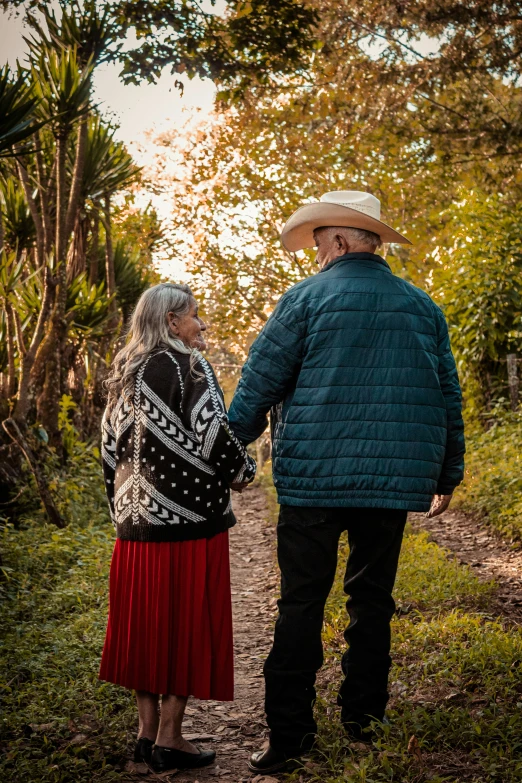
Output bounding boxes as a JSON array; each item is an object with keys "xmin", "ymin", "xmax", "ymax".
[
  {"xmin": 434, "ymin": 305, "xmax": 466, "ymax": 494},
  {"xmin": 101, "ymin": 406, "xmax": 117, "ymax": 526},
  {"xmin": 183, "ymin": 357, "xmax": 257, "ymax": 485}
]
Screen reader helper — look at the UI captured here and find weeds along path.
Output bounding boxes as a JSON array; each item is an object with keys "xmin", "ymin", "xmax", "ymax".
[
  {"xmin": 413, "ymin": 509, "xmax": 522, "ymax": 622},
  {"xmin": 128, "ymin": 483, "xmax": 277, "ymax": 782}
]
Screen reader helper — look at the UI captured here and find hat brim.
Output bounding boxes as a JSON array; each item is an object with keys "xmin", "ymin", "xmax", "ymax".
[{"xmin": 281, "ymin": 202, "xmax": 412, "ymax": 251}]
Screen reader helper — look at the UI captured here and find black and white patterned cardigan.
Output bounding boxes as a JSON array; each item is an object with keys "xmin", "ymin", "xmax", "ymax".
[{"xmin": 101, "ymin": 349, "xmax": 256, "ymax": 542}]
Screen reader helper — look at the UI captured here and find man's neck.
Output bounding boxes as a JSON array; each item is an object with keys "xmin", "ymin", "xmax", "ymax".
[{"xmin": 319, "ymin": 246, "xmax": 377, "ymax": 270}]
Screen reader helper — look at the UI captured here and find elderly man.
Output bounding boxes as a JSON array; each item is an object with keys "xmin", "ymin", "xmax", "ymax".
[{"xmin": 228, "ymin": 191, "xmax": 465, "ymax": 775}]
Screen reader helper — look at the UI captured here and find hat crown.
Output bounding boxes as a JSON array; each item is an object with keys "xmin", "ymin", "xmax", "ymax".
[{"xmin": 319, "ymin": 191, "xmax": 380, "ymax": 220}]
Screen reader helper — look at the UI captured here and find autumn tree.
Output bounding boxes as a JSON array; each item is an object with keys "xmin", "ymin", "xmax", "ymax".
[{"xmin": 160, "ymin": 0, "xmax": 522, "ymax": 357}]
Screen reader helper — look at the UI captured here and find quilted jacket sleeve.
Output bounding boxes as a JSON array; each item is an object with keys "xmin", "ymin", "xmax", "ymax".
[
  {"xmin": 434, "ymin": 305, "xmax": 466, "ymax": 494},
  {"xmin": 228, "ymin": 294, "xmax": 304, "ymax": 445},
  {"xmin": 183, "ymin": 357, "xmax": 257, "ymax": 484}
]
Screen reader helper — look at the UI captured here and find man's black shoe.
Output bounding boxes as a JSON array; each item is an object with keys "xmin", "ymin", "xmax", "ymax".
[
  {"xmin": 343, "ymin": 721, "xmax": 374, "ymax": 744},
  {"xmin": 150, "ymin": 744, "xmax": 216, "ymax": 772},
  {"xmin": 343, "ymin": 715, "xmax": 389, "ymax": 744},
  {"xmin": 133, "ymin": 737, "xmax": 153, "ymax": 764},
  {"xmin": 248, "ymin": 744, "xmax": 302, "ymax": 774}
]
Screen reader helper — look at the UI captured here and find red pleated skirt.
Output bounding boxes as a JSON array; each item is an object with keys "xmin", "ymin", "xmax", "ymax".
[{"xmin": 99, "ymin": 531, "xmax": 234, "ymax": 700}]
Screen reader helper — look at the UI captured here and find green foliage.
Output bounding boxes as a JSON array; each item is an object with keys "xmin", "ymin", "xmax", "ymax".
[
  {"xmin": 75, "ymin": 116, "xmax": 140, "ymax": 200},
  {"xmin": 31, "ymin": 46, "xmax": 94, "ymax": 134},
  {"xmin": 3, "ymin": 0, "xmax": 318, "ymax": 95},
  {"xmin": 0, "ymin": 176, "xmax": 36, "ymax": 253},
  {"xmin": 0, "ymin": 397, "xmax": 137, "ymax": 782},
  {"xmin": 67, "ymin": 274, "xmax": 111, "ymax": 339},
  {"xmin": 0, "ymin": 490, "xmax": 135, "ymax": 782},
  {"xmin": 455, "ymin": 413, "xmax": 522, "ymax": 545},
  {"xmin": 31, "ymin": 396, "xmax": 109, "ymax": 521},
  {"xmin": 25, "ymin": 0, "xmax": 121, "ymax": 69},
  {"xmin": 431, "ymin": 194, "xmax": 522, "ymax": 408},
  {"xmin": 114, "ymin": 0, "xmax": 318, "ymax": 93},
  {"xmin": 113, "ymin": 240, "xmax": 155, "ymax": 321},
  {"xmin": 0, "ymin": 64, "xmax": 43, "ymax": 156}
]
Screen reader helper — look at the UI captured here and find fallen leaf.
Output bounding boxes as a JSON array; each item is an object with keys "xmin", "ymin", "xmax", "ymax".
[
  {"xmin": 444, "ymin": 691, "xmax": 461, "ymax": 701},
  {"xmin": 124, "ymin": 760, "xmax": 148, "ymax": 775},
  {"xmin": 407, "ymin": 735, "xmax": 422, "ymax": 760},
  {"xmin": 29, "ymin": 722, "xmax": 54, "ymax": 733},
  {"xmin": 70, "ymin": 733, "xmax": 88, "ymax": 745}
]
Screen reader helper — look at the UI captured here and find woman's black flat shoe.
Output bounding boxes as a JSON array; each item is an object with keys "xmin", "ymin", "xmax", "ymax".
[
  {"xmin": 134, "ymin": 737, "xmax": 154, "ymax": 764},
  {"xmin": 151, "ymin": 744, "xmax": 216, "ymax": 772}
]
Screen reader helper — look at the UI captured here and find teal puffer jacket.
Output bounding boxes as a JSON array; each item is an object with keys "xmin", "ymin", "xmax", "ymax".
[{"xmin": 228, "ymin": 253, "xmax": 465, "ymax": 511}]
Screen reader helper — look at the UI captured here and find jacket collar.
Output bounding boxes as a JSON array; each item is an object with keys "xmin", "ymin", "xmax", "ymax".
[{"xmin": 319, "ymin": 252, "xmax": 391, "ymax": 274}]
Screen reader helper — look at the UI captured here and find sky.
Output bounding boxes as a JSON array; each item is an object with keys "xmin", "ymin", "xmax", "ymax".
[{"xmin": 0, "ymin": 2, "xmax": 224, "ymax": 279}]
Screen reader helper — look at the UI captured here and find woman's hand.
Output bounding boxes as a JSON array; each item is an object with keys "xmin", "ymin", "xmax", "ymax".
[
  {"xmin": 231, "ymin": 482, "xmax": 249, "ymax": 493},
  {"xmin": 426, "ymin": 493, "xmax": 453, "ymax": 518}
]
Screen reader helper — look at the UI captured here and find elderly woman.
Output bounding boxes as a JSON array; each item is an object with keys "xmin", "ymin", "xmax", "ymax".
[{"xmin": 98, "ymin": 283, "xmax": 256, "ymax": 773}]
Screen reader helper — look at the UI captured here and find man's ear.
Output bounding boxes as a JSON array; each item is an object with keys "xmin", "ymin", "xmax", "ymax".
[{"xmin": 336, "ymin": 233, "xmax": 349, "ymax": 253}]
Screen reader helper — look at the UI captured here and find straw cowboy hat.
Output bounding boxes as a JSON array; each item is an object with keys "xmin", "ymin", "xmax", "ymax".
[{"xmin": 281, "ymin": 191, "xmax": 412, "ymax": 251}]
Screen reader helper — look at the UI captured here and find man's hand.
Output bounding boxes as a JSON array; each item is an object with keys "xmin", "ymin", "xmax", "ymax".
[
  {"xmin": 426, "ymin": 493, "xmax": 453, "ymax": 518},
  {"xmin": 231, "ymin": 482, "xmax": 249, "ymax": 493}
]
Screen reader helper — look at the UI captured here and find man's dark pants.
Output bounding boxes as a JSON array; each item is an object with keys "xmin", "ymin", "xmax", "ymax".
[{"xmin": 263, "ymin": 505, "xmax": 407, "ymax": 754}]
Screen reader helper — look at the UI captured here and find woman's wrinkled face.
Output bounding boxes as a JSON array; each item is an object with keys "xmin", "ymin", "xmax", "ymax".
[{"xmin": 168, "ymin": 299, "xmax": 207, "ymax": 350}]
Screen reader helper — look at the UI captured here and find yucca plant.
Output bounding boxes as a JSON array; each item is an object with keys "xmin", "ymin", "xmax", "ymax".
[
  {"xmin": 66, "ymin": 115, "xmax": 140, "ymax": 282},
  {"xmin": 113, "ymin": 240, "xmax": 155, "ymax": 321},
  {"xmin": 26, "ymin": 0, "xmax": 121, "ymax": 69},
  {"xmin": 0, "ymin": 65, "xmax": 42, "ymax": 157},
  {"xmin": 0, "ymin": 176, "xmax": 36, "ymax": 259},
  {"xmin": 67, "ymin": 273, "xmax": 111, "ymax": 338},
  {"xmin": 31, "ymin": 46, "xmax": 93, "ymax": 263}
]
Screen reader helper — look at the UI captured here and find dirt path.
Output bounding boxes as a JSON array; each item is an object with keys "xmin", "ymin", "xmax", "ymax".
[
  {"xmin": 412, "ymin": 509, "xmax": 522, "ymax": 623},
  {"xmin": 129, "ymin": 484, "xmax": 277, "ymax": 782}
]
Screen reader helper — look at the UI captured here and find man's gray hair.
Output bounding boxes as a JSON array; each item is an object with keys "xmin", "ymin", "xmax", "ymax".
[{"xmin": 316, "ymin": 225, "xmax": 382, "ymax": 251}]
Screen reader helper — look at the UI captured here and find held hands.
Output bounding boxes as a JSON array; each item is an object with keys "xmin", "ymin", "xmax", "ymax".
[
  {"xmin": 426, "ymin": 493, "xmax": 453, "ymax": 518},
  {"xmin": 231, "ymin": 482, "xmax": 249, "ymax": 494}
]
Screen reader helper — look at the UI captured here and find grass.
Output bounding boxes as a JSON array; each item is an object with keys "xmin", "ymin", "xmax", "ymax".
[
  {"xmin": 292, "ymin": 526, "xmax": 522, "ymax": 782},
  {"xmin": 260, "ymin": 471, "xmax": 522, "ymax": 782},
  {"xmin": 454, "ymin": 414, "xmax": 522, "ymax": 545},
  {"xmin": 3, "ymin": 456, "xmax": 522, "ymax": 782},
  {"xmin": 0, "ymin": 441, "xmax": 138, "ymax": 782}
]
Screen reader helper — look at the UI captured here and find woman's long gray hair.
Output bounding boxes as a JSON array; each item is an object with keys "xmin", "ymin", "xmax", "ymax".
[{"xmin": 105, "ymin": 283, "xmax": 199, "ymax": 407}]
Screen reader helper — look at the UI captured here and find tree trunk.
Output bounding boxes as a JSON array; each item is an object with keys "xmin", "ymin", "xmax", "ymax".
[
  {"xmin": 16, "ymin": 266, "xmax": 55, "ymax": 423},
  {"xmin": 16, "ymin": 154, "xmax": 45, "ymax": 267},
  {"xmin": 66, "ymin": 211, "xmax": 88, "ymax": 282},
  {"xmin": 88, "ymin": 206, "xmax": 100, "ymax": 286},
  {"xmin": 35, "ymin": 138, "xmax": 53, "ymax": 257},
  {"xmin": 36, "ymin": 131, "xmax": 69, "ymax": 443},
  {"xmin": 2, "ymin": 418, "xmax": 65, "ymax": 528},
  {"xmin": 103, "ymin": 193, "xmax": 118, "ymax": 328},
  {"xmin": 65, "ymin": 115, "xmax": 88, "ymax": 242},
  {"xmin": 55, "ymin": 131, "xmax": 68, "ymax": 272},
  {"xmin": 5, "ymin": 303, "xmax": 16, "ymax": 400}
]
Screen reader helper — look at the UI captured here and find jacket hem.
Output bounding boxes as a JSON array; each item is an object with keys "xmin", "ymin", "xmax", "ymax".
[{"xmin": 275, "ymin": 494, "xmax": 430, "ymax": 512}]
